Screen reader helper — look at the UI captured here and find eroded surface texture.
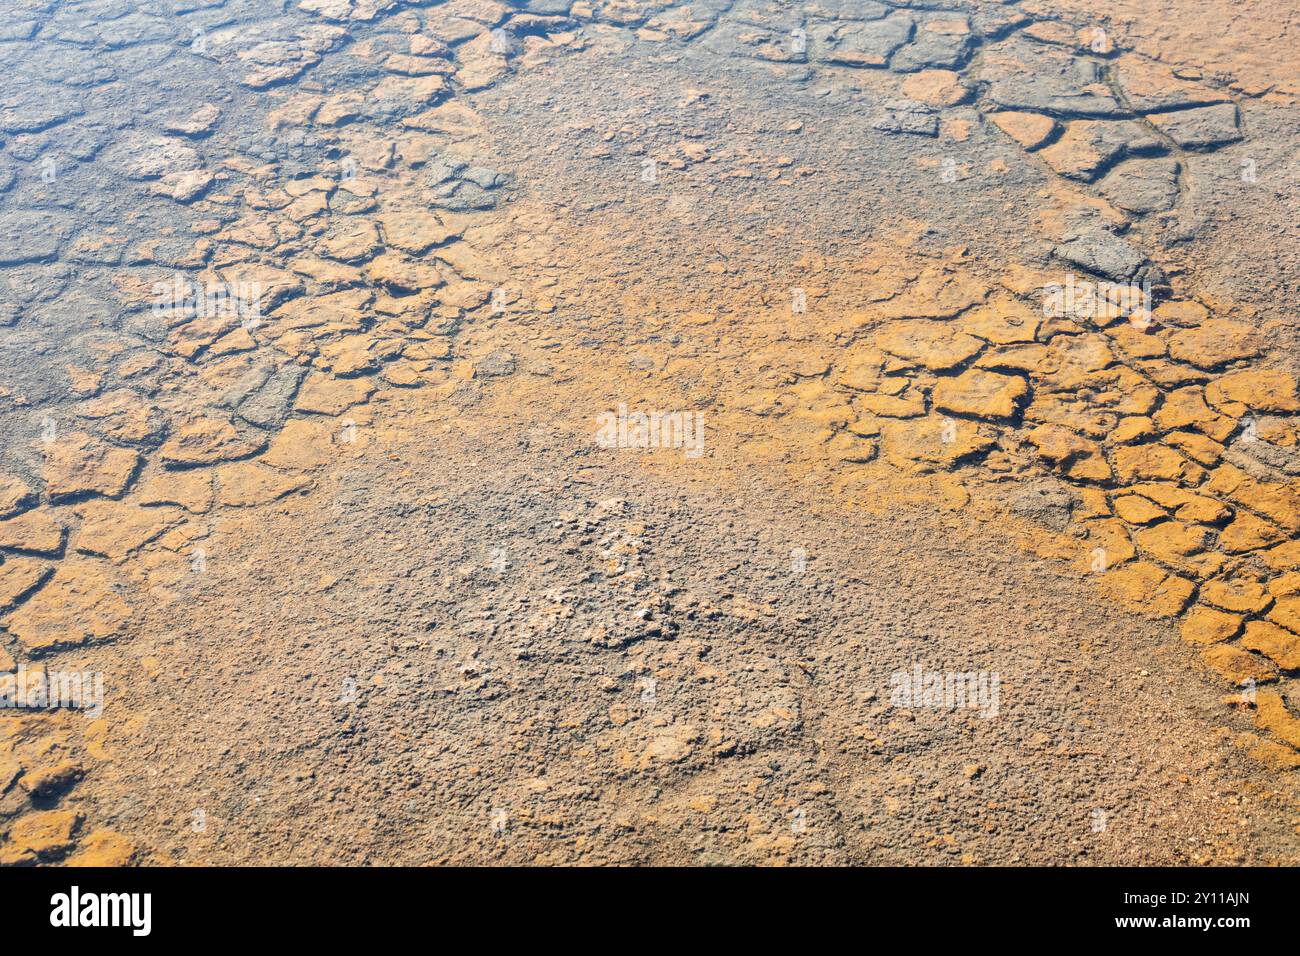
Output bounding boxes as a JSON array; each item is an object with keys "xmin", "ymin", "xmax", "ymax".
[{"xmin": 1, "ymin": 0, "xmax": 1299, "ymax": 864}]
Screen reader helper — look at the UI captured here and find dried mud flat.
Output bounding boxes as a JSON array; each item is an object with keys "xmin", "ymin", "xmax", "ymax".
[{"xmin": 1, "ymin": 0, "xmax": 1299, "ymax": 866}]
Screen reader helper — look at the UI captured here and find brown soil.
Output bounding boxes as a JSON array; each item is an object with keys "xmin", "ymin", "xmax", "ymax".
[{"xmin": 1, "ymin": 0, "xmax": 1299, "ymax": 866}]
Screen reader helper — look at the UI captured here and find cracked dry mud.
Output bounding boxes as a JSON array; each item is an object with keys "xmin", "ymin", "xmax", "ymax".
[{"xmin": 1, "ymin": 0, "xmax": 1299, "ymax": 866}]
